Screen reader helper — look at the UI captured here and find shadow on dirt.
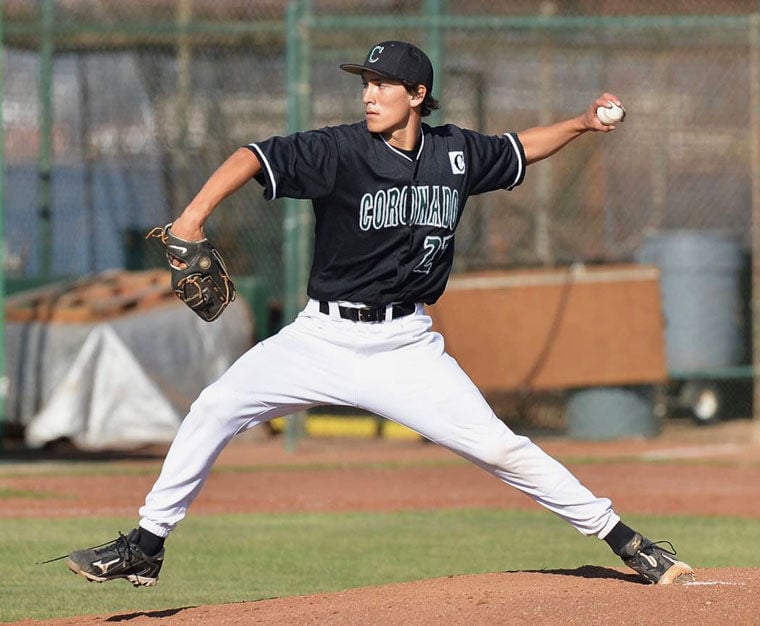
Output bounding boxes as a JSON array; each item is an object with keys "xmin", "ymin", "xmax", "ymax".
[
  {"xmin": 509, "ymin": 565, "xmax": 642, "ymax": 583},
  {"xmin": 105, "ymin": 606, "xmax": 197, "ymax": 622},
  {"xmin": 0, "ymin": 437, "xmax": 169, "ymax": 463}
]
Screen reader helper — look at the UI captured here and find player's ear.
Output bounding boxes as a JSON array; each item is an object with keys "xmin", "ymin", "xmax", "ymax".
[{"xmin": 410, "ymin": 84, "xmax": 426, "ymax": 107}]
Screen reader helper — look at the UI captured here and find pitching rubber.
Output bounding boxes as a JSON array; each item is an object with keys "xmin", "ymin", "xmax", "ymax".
[{"xmin": 658, "ymin": 561, "xmax": 696, "ymax": 585}]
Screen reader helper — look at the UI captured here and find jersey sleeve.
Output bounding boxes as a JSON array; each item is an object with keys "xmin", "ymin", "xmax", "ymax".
[
  {"xmin": 247, "ymin": 128, "xmax": 339, "ymax": 201},
  {"xmin": 462, "ymin": 130, "xmax": 526, "ymax": 195}
]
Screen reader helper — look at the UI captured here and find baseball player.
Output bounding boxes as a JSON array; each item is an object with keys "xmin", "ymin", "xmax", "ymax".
[{"xmin": 65, "ymin": 41, "xmax": 694, "ymax": 587}]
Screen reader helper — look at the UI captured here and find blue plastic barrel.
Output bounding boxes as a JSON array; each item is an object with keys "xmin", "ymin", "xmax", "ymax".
[
  {"xmin": 637, "ymin": 230, "xmax": 745, "ymax": 372},
  {"xmin": 566, "ymin": 386, "xmax": 658, "ymax": 440}
]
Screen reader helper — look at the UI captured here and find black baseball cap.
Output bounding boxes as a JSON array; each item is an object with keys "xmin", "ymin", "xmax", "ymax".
[{"xmin": 340, "ymin": 41, "xmax": 434, "ymax": 94}]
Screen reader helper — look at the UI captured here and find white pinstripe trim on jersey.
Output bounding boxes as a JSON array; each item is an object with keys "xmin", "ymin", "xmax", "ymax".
[
  {"xmin": 503, "ymin": 132, "xmax": 524, "ymax": 190},
  {"xmin": 248, "ymin": 143, "xmax": 276, "ymax": 198}
]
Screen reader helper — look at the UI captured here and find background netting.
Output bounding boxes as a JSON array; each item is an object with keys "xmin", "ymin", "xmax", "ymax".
[{"xmin": 3, "ymin": 0, "xmax": 758, "ymax": 308}]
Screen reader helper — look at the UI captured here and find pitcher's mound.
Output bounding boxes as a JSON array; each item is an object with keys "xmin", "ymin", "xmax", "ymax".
[{"xmin": 27, "ymin": 567, "xmax": 758, "ymax": 625}]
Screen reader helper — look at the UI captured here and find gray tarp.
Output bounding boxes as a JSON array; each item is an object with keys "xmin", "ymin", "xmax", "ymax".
[{"xmin": 6, "ymin": 298, "xmax": 253, "ymax": 450}]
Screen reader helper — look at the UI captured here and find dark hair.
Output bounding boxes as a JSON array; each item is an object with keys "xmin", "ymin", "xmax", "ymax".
[{"xmin": 404, "ymin": 82, "xmax": 440, "ymax": 117}]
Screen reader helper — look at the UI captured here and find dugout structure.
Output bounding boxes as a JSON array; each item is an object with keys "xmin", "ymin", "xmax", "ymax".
[{"xmin": 1, "ymin": 1, "xmax": 760, "ymax": 444}]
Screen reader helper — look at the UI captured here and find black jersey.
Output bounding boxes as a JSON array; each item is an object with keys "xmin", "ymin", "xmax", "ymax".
[{"xmin": 248, "ymin": 121, "xmax": 525, "ymax": 306}]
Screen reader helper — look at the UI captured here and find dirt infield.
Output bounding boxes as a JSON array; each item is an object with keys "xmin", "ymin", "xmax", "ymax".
[{"xmin": 4, "ymin": 418, "xmax": 760, "ymax": 624}]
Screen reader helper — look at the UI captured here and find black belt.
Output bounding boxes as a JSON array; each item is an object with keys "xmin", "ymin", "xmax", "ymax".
[{"xmin": 318, "ymin": 301, "xmax": 416, "ymax": 323}]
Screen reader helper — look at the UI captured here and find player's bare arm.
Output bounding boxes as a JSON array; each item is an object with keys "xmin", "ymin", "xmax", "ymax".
[
  {"xmin": 171, "ymin": 147, "xmax": 262, "ymax": 241},
  {"xmin": 518, "ymin": 92, "xmax": 624, "ymax": 165}
]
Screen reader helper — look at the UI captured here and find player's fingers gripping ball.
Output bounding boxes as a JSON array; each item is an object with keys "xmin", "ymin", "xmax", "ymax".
[
  {"xmin": 596, "ymin": 101, "xmax": 626, "ymax": 126},
  {"xmin": 146, "ymin": 224, "xmax": 236, "ymax": 322}
]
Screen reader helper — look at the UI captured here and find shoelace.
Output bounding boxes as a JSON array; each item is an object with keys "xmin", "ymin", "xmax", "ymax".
[
  {"xmin": 107, "ymin": 532, "xmax": 133, "ymax": 560},
  {"xmin": 640, "ymin": 539, "xmax": 678, "ymax": 558},
  {"xmin": 36, "ymin": 531, "xmax": 131, "ymax": 565}
]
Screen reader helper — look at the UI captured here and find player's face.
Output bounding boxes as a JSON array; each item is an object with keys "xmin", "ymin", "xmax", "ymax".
[{"xmin": 361, "ymin": 72, "xmax": 420, "ymax": 139}]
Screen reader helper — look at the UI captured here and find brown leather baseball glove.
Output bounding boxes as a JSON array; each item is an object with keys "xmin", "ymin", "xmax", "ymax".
[{"xmin": 146, "ymin": 224, "xmax": 236, "ymax": 322}]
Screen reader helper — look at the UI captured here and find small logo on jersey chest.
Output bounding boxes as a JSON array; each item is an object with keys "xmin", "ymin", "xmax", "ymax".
[{"xmin": 448, "ymin": 151, "xmax": 465, "ymax": 175}]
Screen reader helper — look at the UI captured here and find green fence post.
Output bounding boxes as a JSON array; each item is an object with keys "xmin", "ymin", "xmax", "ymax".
[
  {"xmin": 0, "ymin": 0, "xmax": 6, "ymax": 449},
  {"xmin": 750, "ymin": 12, "xmax": 760, "ymax": 439},
  {"xmin": 424, "ymin": 0, "xmax": 445, "ymax": 124},
  {"xmin": 37, "ymin": 0, "xmax": 55, "ymax": 277},
  {"xmin": 283, "ymin": 0, "xmax": 312, "ymax": 328},
  {"xmin": 283, "ymin": 0, "xmax": 313, "ymax": 451}
]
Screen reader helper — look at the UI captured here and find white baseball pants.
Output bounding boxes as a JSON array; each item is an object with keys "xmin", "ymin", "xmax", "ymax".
[{"xmin": 139, "ymin": 299, "xmax": 620, "ymax": 539}]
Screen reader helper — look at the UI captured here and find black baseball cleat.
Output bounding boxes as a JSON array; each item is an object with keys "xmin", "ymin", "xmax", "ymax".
[
  {"xmin": 620, "ymin": 533, "xmax": 695, "ymax": 585},
  {"xmin": 66, "ymin": 529, "xmax": 163, "ymax": 587}
]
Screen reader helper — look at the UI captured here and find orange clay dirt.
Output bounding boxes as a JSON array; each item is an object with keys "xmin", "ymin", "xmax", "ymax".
[{"xmin": 4, "ymin": 418, "xmax": 760, "ymax": 625}]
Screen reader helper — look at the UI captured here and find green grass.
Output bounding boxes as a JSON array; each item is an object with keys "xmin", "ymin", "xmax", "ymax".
[
  {"xmin": 0, "ymin": 457, "xmax": 464, "ymax": 479},
  {"xmin": 0, "ymin": 486, "xmax": 61, "ymax": 499},
  {"xmin": 2, "ymin": 510, "xmax": 759, "ymax": 622}
]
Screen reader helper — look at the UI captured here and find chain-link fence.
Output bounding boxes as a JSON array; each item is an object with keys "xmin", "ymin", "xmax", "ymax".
[
  {"xmin": 3, "ymin": 2, "xmax": 760, "ymax": 430},
  {"xmin": 4, "ymin": 1, "xmax": 758, "ymax": 286},
  {"xmin": 3, "ymin": 1, "xmax": 287, "ymax": 286}
]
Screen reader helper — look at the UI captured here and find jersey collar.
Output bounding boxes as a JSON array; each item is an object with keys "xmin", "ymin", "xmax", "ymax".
[{"xmin": 381, "ymin": 130, "xmax": 425, "ymax": 162}]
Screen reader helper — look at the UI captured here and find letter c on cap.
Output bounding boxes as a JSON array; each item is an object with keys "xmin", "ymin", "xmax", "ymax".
[{"xmin": 368, "ymin": 45, "xmax": 384, "ymax": 63}]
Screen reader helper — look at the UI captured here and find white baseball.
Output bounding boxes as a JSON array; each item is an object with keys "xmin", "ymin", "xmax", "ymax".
[{"xmin": 596, "ymin": 102, "xmax": 625, "ymax": 125}]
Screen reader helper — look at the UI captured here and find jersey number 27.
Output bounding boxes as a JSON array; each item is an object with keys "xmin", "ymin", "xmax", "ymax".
[{"xmin": 414, "ymin": 235, "xmax": 453, "ymax": 274}]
